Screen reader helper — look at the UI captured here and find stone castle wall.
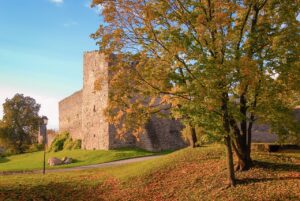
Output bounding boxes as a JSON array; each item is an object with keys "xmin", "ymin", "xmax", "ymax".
[
  {"xmin": 59, "ymin": 90, "xmax": 82, "ymax": 140},
  {"xmin": 59, "ymin": 51, "xmax": 186, "ymax": 151},
  {"xmin": 141, "ymin": 117, "xmax": 186, "ymax": 151},
  {"xmin": 81, "ymin": 52, "xmax": 110, "ymax": 150}
]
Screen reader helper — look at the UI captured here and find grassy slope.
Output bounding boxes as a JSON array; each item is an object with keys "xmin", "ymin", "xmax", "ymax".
[
  {"xmin": 0, "ymin": 148, "xmax": 157, "ymax": 172},
  {"xmin": 0, "ymin": 145, "xmax": 300, "ymax": 201}
]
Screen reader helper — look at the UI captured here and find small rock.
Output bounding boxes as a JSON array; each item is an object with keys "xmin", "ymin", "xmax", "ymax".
[
  {"xmin": 61, "ymin": 156, "xmax": 68, "ymax": 162},
  {"xmin": 48, "ymin": 157, "xmax": 63, "ymax": 166},
  {"xmin": 63, "ymin": 157, "xmax": 73, "ymax": 164}
]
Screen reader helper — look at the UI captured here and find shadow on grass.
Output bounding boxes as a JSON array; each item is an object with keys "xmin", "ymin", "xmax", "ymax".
[
  {"xmin": 71, "ymin": 158, "xmax": 81, "ymax": 163},
  {"xmin": 0, "ymin": 157, "xmax": 9, "ymax": 163},
  {"xmin": 237, "ymin": 176, "xmax": 300, "ymax": 185},
  {"xmin": 253, "ymin": 160, "xmax": 300, "ymax": 172},
  {"xmin": 0, "ymin": 181, "xmax": 106, "ymax": 201},
  {"xmin": 237, "ymin": 160, "xmax": 300, "ymax": 185}
]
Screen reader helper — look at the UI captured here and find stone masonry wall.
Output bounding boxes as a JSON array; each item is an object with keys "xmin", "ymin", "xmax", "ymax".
[
  {"xmin": 59, "ymin": 51, "xmax": 187, "ymax": 151},
  {"xmin": 59, "ymin": 90, "xmax": 83, "ymax": 140},
  {"xmin": 252, "ymin": 124, "xmax": 278, "ymax": 143},
  {"xmin": 81, "ymin": 52, "xmax": 110, "ymax": 150},
  {"xmin": 108, "ymin": 124, "xmax": 137, "ymax": 149},
  {"xmin": 141, "ymin": 117, "xmax": 186, "ymax": 151}
]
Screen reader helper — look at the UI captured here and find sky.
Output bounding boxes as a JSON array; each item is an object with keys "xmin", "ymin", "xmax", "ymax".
[{"xmin": 0, "ymin": 0, "xmax": 103, "ymax": 129}]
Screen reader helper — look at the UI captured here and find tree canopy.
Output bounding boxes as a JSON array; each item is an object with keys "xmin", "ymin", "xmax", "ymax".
[
  {"xmin": 0, "ymin": 94, "xmax": 41, "ymax": 153},
  {"xmin": 91, "ymin": 0, "xmax": 300, "ymax": 186}
]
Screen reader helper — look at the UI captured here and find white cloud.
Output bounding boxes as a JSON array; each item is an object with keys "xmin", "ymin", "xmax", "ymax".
[
  {"xmin": 49, "ymin": 0, "xmax": 64, "ymax": 5},
  {"xmin": 0, "ymin": 86, "xmax": 60, "ymax": 130},
  {"xmin": 63, "ymin": 21, "xmax": 79, "ymax": 27}
]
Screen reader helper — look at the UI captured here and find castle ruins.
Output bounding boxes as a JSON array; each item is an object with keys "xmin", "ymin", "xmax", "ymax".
[{"xmin": 59, "ymin": 52, "xmax": 186, "ymax": 151}]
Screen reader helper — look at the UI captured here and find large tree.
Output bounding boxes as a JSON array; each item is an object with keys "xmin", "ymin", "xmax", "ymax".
[
  {"xmin": 91, "ymin": 0, "xmax": 300, "ymax": 186},
  {"xmin": 0, "ymin": 94, "xmax": 41, "ymax": 153}
]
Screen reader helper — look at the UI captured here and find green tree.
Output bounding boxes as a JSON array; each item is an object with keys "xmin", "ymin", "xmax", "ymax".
[
  {"xmin": 91, "ymin": 0, "xmax": 300, "ymax": 186},
  {"xmin": 0, "ymin": 94, "xmax": 41, "ymax": 153}
]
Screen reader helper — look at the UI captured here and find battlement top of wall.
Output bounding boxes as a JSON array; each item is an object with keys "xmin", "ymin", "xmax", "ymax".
[
  {"xmin": 84, "ymin": 50, "xmax": 100, "ymax": 54},
  {"xmin": 83, "ymin": 51, "xmax": 116, "ymax": 58},
  {"xmin": 83, "ymin": 50, "xmax": 104, "ymax": 56},
  {"xmin": 59, "ymin": 89, "xmax": 83, "ymax": 105}
]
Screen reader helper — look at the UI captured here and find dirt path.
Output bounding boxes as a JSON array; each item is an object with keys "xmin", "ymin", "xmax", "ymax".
[{"xmin": 0, "ymin": 155, "xmax": 162, "ymax": 176}]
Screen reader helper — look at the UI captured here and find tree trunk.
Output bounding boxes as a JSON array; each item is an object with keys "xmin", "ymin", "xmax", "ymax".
[
  {"xmin": 235, "ymin": 151, "xmax": 252, "ymax": 171},
  {"xmin": 247, "ymin": 121, "xmax": 254, "ymax": 166},
  {"xmin": 229, "ymin": 115, "xmax": 253, "ymax": 171},
  {"xmin": 221, "ymin": 92, "xmax": 236, "ymax": 187},
  {"xmin": 232, "ymin": 136, "xmax": 253, "ymax": 171},
  {"xmin": 225, "ymin": 136, "xmax": 236, "ymax": 187},
  {"xmin": 17, "ymin": 130, "xmax": 24, "ymax": 153},
  {"xmin": 190, "ymin": 125, "xmax": 198, "ymax": 148},
  {"xmin": 234, "ymin": 91, "xmax": 252, "ymax": 171}
]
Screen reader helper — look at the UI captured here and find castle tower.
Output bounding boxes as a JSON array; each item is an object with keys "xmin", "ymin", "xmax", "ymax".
[{"xmin": 81, "ymin": 52, "xmax": 110, "ymax": 150}]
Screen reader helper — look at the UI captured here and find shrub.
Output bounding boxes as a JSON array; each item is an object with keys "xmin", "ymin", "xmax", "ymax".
[
  {"xmin": 48, "ymin": 132, "xmax": 81, "ymax": 152},
  {"xmin": 0, "ymin": 125, "xmax": 18, "ymax": 155},
  {"xmin": 48, "ymin": 132, "xmax": 69, "ymax": 152},
  {"xmin": 69, "ymin": 139, "xmax": 81, "ymax": 150},
  {"xmin": 28, "ymin": 143, "xmax": 44, "ymax": 153},
  {"xmin": 63, "ymin": 137, "xmax": 82, "ymax": 150}
]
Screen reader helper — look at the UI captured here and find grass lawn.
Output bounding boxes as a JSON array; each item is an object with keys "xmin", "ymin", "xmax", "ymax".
[
  {"xmin": 0, "ymin": 145, "xmax": 300, "ymax": 200},
  {"xmin": 0, "ymin": 148, "xmax": 161, "ymax": 172}
]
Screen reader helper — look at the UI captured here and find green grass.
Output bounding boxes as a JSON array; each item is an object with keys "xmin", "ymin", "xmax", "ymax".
[
  {"xmin": 0, "ymin": 148, "xmax": 161, "ymax": 172},
  {"xmin": 0, "ymin": 145, "xmax": 299, "ymax": 201}
]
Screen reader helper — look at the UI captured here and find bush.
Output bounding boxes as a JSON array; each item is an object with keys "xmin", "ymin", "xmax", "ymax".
[
  {"xmin": 48, "ymin": 132, "xmax": 81, "ymax": 152},
  {"xmin": 0, "ymin": 147, "xmax": 5, "ymax": 157},
  {"xmin": 64, "ymin": 138, "xmax": 82, "ymax": 150},
  {"xmin": 0, "ymin": 126, "xmax": 18, "ymax": 155},
  {"xmin": 28, "ymin": 143, "xmax": 44, "ymax": 153},
  {"xmin": 48, "ymin": 132, "xmax": 69, "ymax": 152}
]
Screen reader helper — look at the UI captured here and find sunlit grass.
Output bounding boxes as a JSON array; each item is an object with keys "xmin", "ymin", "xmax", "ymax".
[{"xmin": 0, "ymin": 148, "xmax": 162, "ymax": 172}]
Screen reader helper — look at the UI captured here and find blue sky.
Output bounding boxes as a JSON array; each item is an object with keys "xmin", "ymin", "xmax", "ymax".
[{"xmin": 0, "ymin": 0, "xmax": 103, "ymax": 129}]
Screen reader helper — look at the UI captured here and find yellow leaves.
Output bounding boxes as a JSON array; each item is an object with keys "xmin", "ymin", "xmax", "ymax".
[
  {"xmin": 94, "ymin": 77, "xmax": 103, "ymax": 91},
  {"xmin": 161, "ymin": 95, "xmax": 170, "ymax": 104},
  {"xmin": 170, "ymin": 85, "xmax": 181, "ymax": 94},
  {"xmin": 113, "ymin": 28, "xmax": 123, "ymax": 43},
  {"xmin": 207, "ymin": 105, "xmax": 215, "ymax": 111},
  {"xmin": 148, "ymin": 97, "xmax": 158, "ymax": 107},
  {"xmin": 91, "ymin": 0, "xmax": 104, "ymax": 6},
  {"xmin": 170, "ymin": 98, "xmax": 180, "ymax": 108},
  {"xmin": 116, "ymin": 110, "xmax": 124, "ymax": 120},
  {"xmin": 214, "ymin": 12, "xmax": 230, "ymax": 25},
  {"xmin": 239, "ymin": 56, "xmax": 259, "ymax": 81},
  {"xmin": 143, "ymin": 4, "xmax": 156, "ymax": 21},
  {"xmin": 235, "ymin": 56, "xmax": 260, "ymax": 95},
  {"xmin": 197, "ymin": 15, "xmax": 206, "ymax": 26}
]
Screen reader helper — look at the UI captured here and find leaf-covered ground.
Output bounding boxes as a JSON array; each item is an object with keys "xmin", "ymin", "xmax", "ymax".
[{"xmin": 0, "ymin": 145, "xmax": 299, "ymax": 201}]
